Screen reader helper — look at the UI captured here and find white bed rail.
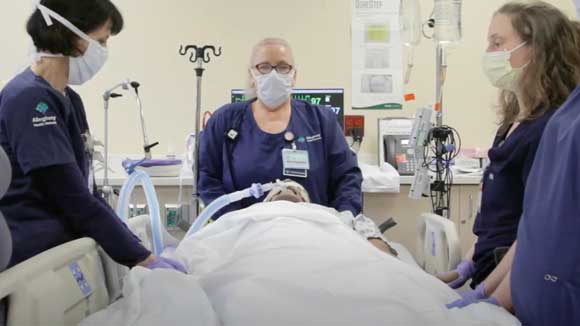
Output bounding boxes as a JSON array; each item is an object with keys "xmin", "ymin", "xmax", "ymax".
[
  {"xmin": 0, "ymin": 214, "xmax": 172, "ymax": 326},
  {"xmin": 416, "ymin": 213, "xmax": 462, "ymax": 275},
  {"xmin": 0, "ymin": 238, "xmax": 109, "ymax": 326}
]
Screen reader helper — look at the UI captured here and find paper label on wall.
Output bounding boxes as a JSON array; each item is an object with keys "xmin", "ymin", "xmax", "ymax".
[
  {"xmin": 378, "ymin": 118, "xmax": 412, "ymax": 135},
  {"xmin": 352, "ymin": 0, "xmax": 404, "ymax": 110}
]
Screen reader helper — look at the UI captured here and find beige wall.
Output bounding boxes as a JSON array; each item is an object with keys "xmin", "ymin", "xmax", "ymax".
[{"xmin": 0, "ymin": 0, "xmax": 576, "ymax": 159}]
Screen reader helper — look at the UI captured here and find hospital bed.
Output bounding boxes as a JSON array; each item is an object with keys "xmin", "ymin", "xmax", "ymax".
[
  {"xmin": 0, "ymin": 144, "xmax": 463, "ymax": 325},
  {"xmin": 0, "ymin": 215, "xmax": 152, "ymax": 326},
  {"xmin": 0, "ymin": 210, "xmax": 462, "ymax": 326},
  {"xmin": 0, "ymin": 238, "xmax": 108, "ymax": 326}
]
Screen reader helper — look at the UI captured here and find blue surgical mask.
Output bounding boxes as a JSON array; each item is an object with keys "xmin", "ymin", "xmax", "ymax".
[{"xmin": 252, "ymin": 70, "xmax": 294, "ymax": 110}]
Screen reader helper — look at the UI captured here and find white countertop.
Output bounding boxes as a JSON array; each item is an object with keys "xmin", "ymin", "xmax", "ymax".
[
  {"xmin": 94, "ymin": 155, "xmax": 482, "ymax": 190},
  {"xmin": 94, "ymin": 172, "xmax": 481, "ymax": 188},
  {"xmin": 399, "ymin": 175, "xmax": 481, "ymax": 185}
]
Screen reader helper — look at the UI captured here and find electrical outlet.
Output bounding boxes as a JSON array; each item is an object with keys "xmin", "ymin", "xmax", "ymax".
[
  {"xmin": 344, "ymin": 115, "xmax": 365, "ymax": 137},
  {"xmin": 165, "ymin": 204, "xmax": 180, "ymax": 230}
]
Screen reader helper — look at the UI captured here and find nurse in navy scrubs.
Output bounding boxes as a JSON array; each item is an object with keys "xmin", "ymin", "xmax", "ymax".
[
  {"xmin": 198, "ymin": 38, "xmax": 363, "ymax": 218},
  {"xmin": 443, "ymin": 1, "xmax": 580, "ymax": 309},
  {"xmin": 0, "ymin": 0, "xmax": 184, "ymax": 272},
  {"xmin": 453, "ymin": 3, "xmax": 580, "ymax": 323}
]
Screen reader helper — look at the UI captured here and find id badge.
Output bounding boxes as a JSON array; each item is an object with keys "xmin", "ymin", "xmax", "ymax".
[{"xmin": 282, "ymin": 149, "xmax": 309, "ymax": 178}]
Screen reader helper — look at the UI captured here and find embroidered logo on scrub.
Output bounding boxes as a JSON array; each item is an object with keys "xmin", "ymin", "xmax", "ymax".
[
  {"xmin": 306, "ymin": 134, "xmax": 322, "ymax": 142},
  {"xmin": 35, "ymin": 102, "xmax": 49, "ymax": 114},
  {"xmin": 32, "ymin": 101, "xmax": 57, "ymax": 128}
]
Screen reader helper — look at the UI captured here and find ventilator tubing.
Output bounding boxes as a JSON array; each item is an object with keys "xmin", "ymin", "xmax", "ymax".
[
  {"xmin": 116, "ymin": 170, "xmax": 164, "ymax": 256},
  {"xmin": 185, "ymin": 182, "xmax": 275, "ymax": 238}
]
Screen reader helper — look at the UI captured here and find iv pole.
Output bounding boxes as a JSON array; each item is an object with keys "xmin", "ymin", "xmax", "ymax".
[
  {"xmin": 178, "ymin": 45, "xmax": 222, "ymax": 225},
  {"xmin": 435, "ymin": 46, "xmax": 446, "ymax": 128},
  {"xmin": 407, "ymin": 1, "xmax": 461, "ymax": 219},
  {"xmin": 431, "ymin": 0, "xmax": 460, "ymax": 218},
  {"xmin": 433, "ymin": 45, "xmax": 449, "ymax": 218}
]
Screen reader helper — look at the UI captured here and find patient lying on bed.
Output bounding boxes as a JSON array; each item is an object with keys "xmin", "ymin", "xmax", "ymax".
[
  {"xmin": 262, "ymin": 180, "xmax": 399, "ymax": 257},
  {"xmin": 81, "ymin": 194, "xmax": 520, "ymax": 326}
]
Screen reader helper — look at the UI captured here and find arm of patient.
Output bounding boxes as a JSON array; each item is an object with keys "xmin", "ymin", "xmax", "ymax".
[
  {"xmin": 367, "ymin": 238, "xmax": 397, "ymax": 256},
  {"xmin": 352, "ymin": 214, "xmax": 397, "ymax": 256}
]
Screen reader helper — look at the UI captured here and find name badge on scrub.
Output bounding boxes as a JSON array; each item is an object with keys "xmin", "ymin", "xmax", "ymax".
[{"xmin": 282, "ymin": 148, "xmax": 310, "ymax": 178}]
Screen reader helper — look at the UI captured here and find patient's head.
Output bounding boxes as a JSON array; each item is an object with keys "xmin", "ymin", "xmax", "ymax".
[{"xmin": 264, "ymin": 180, "xmax": 310, "ymax": 203}]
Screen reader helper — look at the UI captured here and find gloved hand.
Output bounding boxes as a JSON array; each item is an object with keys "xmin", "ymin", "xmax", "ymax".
[
  {"xmin": 438, "ymin": 259, "xmax": 475, "ymax": 289},
  {"xmin": 144, "ymin": 256, "xmax": 187, "ymax": 274},
  {"xmin": 446, "ymin": 282, "xmax": 487, "ymax": 309}
]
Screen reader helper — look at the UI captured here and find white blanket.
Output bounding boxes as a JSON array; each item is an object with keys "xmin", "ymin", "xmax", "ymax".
[
  {"xmin": 83, "ymin": 202, "xmax": 521, "ymax": 326},
  {"xmin": 80, "ymin": 267, "xmax": 220, "ymax": 326}
]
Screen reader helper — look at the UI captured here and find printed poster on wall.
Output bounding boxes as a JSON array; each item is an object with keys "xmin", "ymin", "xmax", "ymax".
[{"xmin": 352, "ymin": 0, "xmax": 403, "ymax": 110}]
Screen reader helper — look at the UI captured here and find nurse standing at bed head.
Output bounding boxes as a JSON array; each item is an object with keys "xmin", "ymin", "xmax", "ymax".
[
  {"xmin": 248, "ymin": 38, "xmax": 297, "ymax": 114},
  {"xmin": 198, "ymin": 38, "xmax": 363, "ymax": 219}
]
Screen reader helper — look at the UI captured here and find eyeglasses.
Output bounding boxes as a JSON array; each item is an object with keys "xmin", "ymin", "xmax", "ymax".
[{"xmin": 254, "ymin": 63, "xmax": 294, "ymax": 75}]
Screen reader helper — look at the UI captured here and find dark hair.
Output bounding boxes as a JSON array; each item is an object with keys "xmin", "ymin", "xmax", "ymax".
[
  {"xmin": 495, "ymin": 1, "xmax": 580, "ymax": 129},
  {"xmin": 27, "ymin": 0, "xmax": 124, "ymax": 56}
]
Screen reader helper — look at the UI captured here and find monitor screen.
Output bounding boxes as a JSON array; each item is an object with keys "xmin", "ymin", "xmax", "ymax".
[{"xmin": 231, "ymin": 89, "xmax": 345, "ymax": 128}]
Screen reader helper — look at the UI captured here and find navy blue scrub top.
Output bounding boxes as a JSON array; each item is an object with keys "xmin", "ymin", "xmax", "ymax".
[
  {"xmin": 472, "ymin": 109, "xmax": 554, "ymax": 267},
  {"xmin": 512, "ymin": 86, "xmax": 580, "ymax": 325},
  {"xmin": 198, "ymin": 99, "xmax": 363, "ymax": 218},
  {"xmin": 0, "ymin": 68, "xmax": 148, "ymax": 267}
]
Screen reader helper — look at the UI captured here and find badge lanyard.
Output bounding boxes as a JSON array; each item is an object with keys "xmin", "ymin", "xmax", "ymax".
[{"xmin": 282, "ymin": 131, "xmax": 309, "ymax": 178}]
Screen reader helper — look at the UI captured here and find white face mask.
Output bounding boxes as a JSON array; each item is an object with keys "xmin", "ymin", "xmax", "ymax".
[
  {"xmin": 252, "ymin": 70, "xmax": 294, "ymax": 110},
  {"xmin": 36, "ymin": 4, "xmax": 109, "ymax": 85},
  {"xmin": 481, "ymin": 42, "xmax": 528, "ymax": 92}
]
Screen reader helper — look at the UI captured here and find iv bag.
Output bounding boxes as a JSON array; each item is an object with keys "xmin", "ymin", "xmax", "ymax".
[
  {"xmin": 434, "ymin": 0, "xmax": 462, "ymax": 46},
  {"xmin": 400, "ymin": 0, "xmax": 422, "ymax": 47}
]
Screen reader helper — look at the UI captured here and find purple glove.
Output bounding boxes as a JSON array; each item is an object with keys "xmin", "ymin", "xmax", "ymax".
[
  {"xmin": 446, "ymin": 282, "xmax": 487, "ymax": 309},
  {"xmin": 144, "ymin": 256, "xmax": 187, "ymax": 273},
  {"xmin": 445, "ymin": 259, "xmax": 475, "ymax": 289}
]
